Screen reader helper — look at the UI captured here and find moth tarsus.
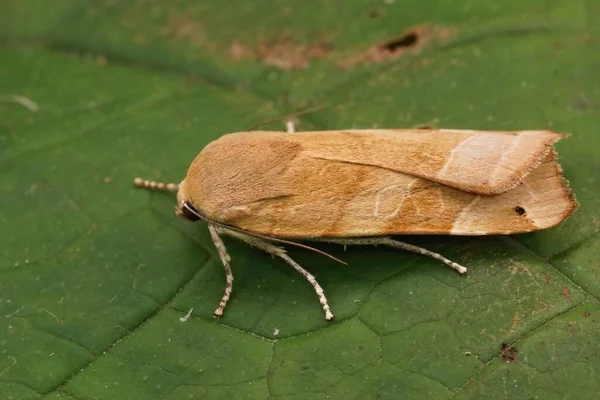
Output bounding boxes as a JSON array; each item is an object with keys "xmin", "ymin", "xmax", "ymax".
[{"xmin": 133, "ymin": 124, "xmax": 576, "ymax": 321}]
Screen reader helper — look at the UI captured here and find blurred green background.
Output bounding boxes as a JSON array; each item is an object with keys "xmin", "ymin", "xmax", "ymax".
[{"xmin": 1, "ymin": 1, "xmax": 599, "ymax": 399}]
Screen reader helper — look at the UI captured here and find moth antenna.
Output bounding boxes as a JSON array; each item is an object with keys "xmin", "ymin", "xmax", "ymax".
[
  {"xmin": 180, "ymin": 204, "xmax": 347, "ymax": 265},
  {"xmin": 256, "ymin": 235, "xmax": 347, "ymax": 265},
  {"xmin": 219, "ymin": 222, "xmax": 347, "ymax": 265},
  {"xmin": 244, "ymin": 105, "xmax": 327, "ymax": 131},
  {"xmin": 134, "ymin": 177, "xmax": 179, "ymax": 192},
  {"xmin": 216, "ymin": 221, "xmax": 347, "ymax": 264}
]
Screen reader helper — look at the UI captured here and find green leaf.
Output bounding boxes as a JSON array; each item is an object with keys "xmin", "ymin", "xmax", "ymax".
[{"xmin": 1, "ymin": 1, "xmax": 599, "ymax": 398}]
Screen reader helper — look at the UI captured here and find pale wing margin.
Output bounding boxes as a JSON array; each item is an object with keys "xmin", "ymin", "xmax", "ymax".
[{"xmin": 296, "ymin": 129, "xmax": 565, "ymax": 195}]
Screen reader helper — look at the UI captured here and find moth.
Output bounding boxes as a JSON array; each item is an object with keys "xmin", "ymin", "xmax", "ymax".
[{"xmin": 135, "ymin": 125, "xmax": 577, "ymax": 320}]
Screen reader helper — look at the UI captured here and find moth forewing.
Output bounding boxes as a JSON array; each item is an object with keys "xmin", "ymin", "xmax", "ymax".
[{"xmin": 135, "ymin": 127, "xmax": 576, "ymax": 321}]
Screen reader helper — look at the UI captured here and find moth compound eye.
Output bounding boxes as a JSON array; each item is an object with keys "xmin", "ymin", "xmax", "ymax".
[{"xmin": 181, "ymin": 201, "xmax": 201, "ymax": 221}]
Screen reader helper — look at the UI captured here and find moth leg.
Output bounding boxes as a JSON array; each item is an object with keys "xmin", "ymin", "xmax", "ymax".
[
  {"xmin": 208, "ymin": 224, "xmax": 234, "ymax": 317},
  {"xmin": 216, "ymin": 226, "xmax": 334, "ymax": 321},
  {"xmin": 284, "ymin": 117, "xmax": 297, "ymax": 133},
  {"xmin": 324, "ymin": 237, "xmax": 468, "ymax": 274},
  {"xmin": 133, "ymin": 177, "xmax": 179, "ymax": 192}
]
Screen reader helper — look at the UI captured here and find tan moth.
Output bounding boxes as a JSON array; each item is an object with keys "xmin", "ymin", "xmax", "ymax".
[{"xmin": 135, "ymin": 124, "xmax": 577, "ymax": 321}]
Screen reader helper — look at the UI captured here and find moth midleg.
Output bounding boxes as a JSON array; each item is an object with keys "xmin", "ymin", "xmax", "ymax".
[
  {"xmin": 133, "ymin": 177, "xmax": 179, "ymax": 192},
  {"xmin": 208, "ymin": 224, "xmax": 234, "ymax": 317},
  {"xmin": 323, "ymin": 237, "xmax": 468, "ymax": 274},
  {"xmin": 216, "ymin": 226, "xmax": 334, "ymax": 320}
]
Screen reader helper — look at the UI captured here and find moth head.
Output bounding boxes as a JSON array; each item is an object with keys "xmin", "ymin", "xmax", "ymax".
[{"xmin": 175, "ymin": 179, "xmax": 201, "ymax": 222}]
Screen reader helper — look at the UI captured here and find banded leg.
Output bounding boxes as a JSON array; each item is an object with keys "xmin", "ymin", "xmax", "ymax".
[
  {"xmin": 276, "ymin": 252, "xmax": 334, "ymax": 320},
  {"xmin": 216, "ymin": 226, "xmax": 334, "ymax": 320},
  {"xmin": 324, "ymin": 237, "xmax": 468, "ymax": 274},
  {"xmin": 208, "ymin": 224, "xmax": 234, "ymax": 317}
]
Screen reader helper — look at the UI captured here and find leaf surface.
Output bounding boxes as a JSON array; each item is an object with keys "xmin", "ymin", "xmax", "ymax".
[{"xmin": 1, "ymin": 1, "xmax": 599, "ymax": 399}]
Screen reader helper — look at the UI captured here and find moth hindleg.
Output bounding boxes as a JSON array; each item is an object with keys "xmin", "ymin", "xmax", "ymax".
[
  {"xmin": 208, "ymin": 224, "xmax": 234, "ymax": 317},
  {"xmin": 216, "ymin": 226, "xmax": 334, "ymax": 321},
  {"xmin": 323, "ymin": 237, "xmax": 468, "ymax": 274}
]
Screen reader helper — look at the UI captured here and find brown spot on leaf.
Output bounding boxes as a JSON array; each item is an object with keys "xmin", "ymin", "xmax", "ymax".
[
  {"xmin": 515, "ymin": 206, "xmax": 526, "ymax": 216},
  {"xmin": 510, "ymin": 262, "xmax": 533, "ymax": 277},
  {"xmin": 341, "ymin": 25, "xmax": 453, "ymax": 67},
  {"xmin": 561, "ymin": 287, "xmax": 571, "ymax": 298},
  {"xmin": 256, "ymin": 35, "xmax": 331, "ymax": 70},
  {"xmin": 134, "ymin": 33, "xmax": 146, "ymax": 44},
  {"xmin": 500, "ymin": 343, "xmax": 518, "ymax": 363},
  {"xmin": 167, "ymin": 13, "xmax": 336, "ymax": 70},
  {"xmin": 584, "ymin": 311, "xmax": 591, "ymax": 317},
  {"xmin": 228, "ymin": 34, "xmax": 331, "ymax": 70},
  {"xmin": 543, "ymin": 274, "xmax": 553, "ymax": 285},
  {"xmin": 163, "ymin": 14, "xmax": 206, "ymax": 47},
  {"xmin": 230, "ymin": 41, "xmax": 247, "ymax": 60},
  {"xmin": 369, "ymin": 8, "xmax": 384, "ymax": 18}
]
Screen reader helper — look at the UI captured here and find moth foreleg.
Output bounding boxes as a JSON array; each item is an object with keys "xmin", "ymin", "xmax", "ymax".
[
  {"xmin": 208, "ymin": 224, "xmax": 234, "ymax": 317},
  {"xmin": 216, "ymin": 227, "xmax": 334, "ymax": 321},
  {"xmin": 324, "ymin": 237, "xmax": 468, "ymax": 275}
]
